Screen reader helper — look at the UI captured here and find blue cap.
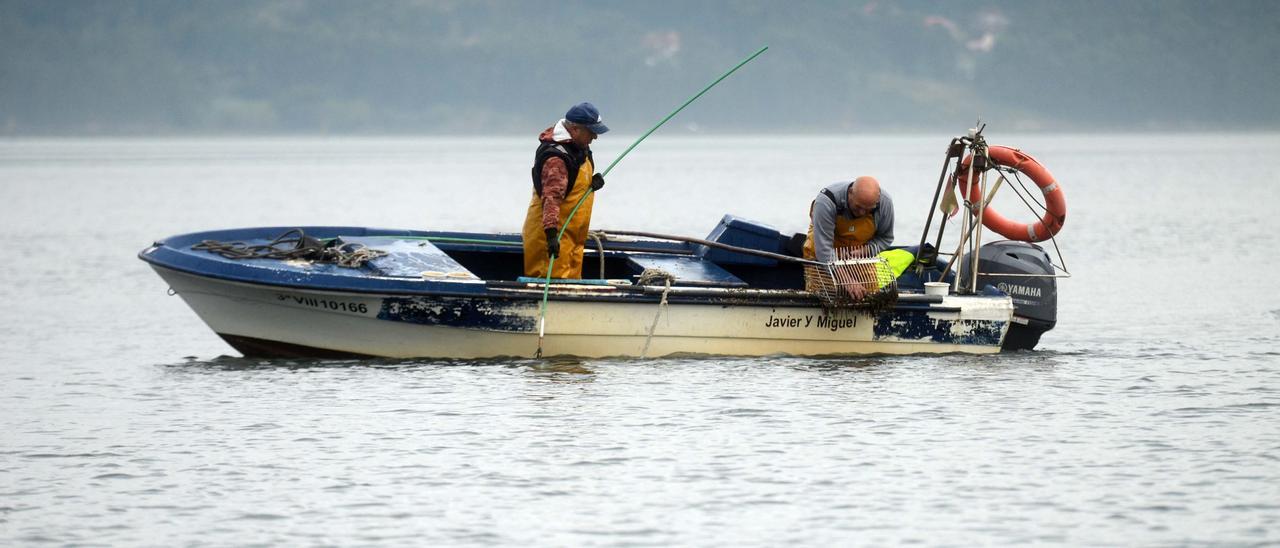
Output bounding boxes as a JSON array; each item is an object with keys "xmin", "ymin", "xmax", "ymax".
[{"xmin": 565, "ymin": 102, "xmax": 609, "ymax": 135}]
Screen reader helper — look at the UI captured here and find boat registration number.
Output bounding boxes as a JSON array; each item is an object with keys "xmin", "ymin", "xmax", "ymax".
[{"xmin": 277, "ymin": 294, "xmax": 370, "ymax": 314}]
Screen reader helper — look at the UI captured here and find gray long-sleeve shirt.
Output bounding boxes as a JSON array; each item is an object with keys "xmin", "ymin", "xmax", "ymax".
[{"xmin": 810, "ymin": 181, "xmax": 895, "ymax": 262}]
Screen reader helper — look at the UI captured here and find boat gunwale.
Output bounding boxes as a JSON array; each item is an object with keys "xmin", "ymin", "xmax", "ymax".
[
  {"xmin": 146, "ymin": 262, "xmax": 998, "ymax": 316},
  {"xmin": 140, "ymin": 225, "xmax": 1009, "ymax": 313}
]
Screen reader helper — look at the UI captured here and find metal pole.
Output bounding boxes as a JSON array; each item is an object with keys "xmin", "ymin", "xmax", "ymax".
[
  {"xmin": 916, "ymin": 138, "xmax": 960, "ymax": 272},
  {"xmin": 971, "ymin": 153, "xmax": 986, "ymax": 293}
]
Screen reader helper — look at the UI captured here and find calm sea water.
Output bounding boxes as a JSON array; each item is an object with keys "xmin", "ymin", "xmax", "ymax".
[{"xmin": 2, "ymin": 134, "xmax": 1279, "ymax": 545}]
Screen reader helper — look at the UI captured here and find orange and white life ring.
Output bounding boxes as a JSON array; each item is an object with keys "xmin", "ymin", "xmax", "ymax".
[{"xmin": 954, "ymin": 145, "xmax": 1066, "ymax": 242}]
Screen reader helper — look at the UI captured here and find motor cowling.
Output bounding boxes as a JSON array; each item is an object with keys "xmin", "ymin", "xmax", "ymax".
[{"xmin": 961, "ymin": 240, "xmax": 1057, "ymax": 350}]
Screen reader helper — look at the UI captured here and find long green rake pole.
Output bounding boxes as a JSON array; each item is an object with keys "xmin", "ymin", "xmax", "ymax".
[{"xmin": 534, "ymin": 45, "xmax": 769, "ymax": 358}]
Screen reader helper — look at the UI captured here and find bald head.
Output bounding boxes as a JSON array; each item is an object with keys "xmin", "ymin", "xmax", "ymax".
[{"xmin": 847, "ymin": 176, "xmax": 881, "ymax": 217}]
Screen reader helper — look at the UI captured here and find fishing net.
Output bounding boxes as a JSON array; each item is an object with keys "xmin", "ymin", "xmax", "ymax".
[
  {"xmin": 803, "ymin": 247, "xmax": 899, "ymax": 310},
  {"xmin": 192, "ymin": 229, "xmax": 386, "ymax": 268}
]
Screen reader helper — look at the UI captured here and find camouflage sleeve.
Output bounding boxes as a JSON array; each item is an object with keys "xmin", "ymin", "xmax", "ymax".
[{"xmin": 540, "ymin": 157, "xmax": 568, "ymax": 230}]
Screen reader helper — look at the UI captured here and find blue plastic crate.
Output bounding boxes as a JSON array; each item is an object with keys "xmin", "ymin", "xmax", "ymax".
[{"xmin": 696, "ymin": 215, "xmax": 782, "ymax": 266}]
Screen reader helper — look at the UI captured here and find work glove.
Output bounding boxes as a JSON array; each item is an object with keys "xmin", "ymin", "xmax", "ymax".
[
  {"xmin": 590, "ymin": 173, "xmax": 605, "ymax": 191},
  {"xmin": 545, "ymin": 228, "xmax": 560, "ymax": 259}
]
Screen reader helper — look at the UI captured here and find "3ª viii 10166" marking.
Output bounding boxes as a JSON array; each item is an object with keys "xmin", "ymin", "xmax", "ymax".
[{"xmin": 277, "ymin": 294, "xmax": 369, "ymax": 314}]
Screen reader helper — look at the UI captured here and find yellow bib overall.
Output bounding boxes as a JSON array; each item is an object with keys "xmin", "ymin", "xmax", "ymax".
[
  {"xmin": 522, "ymin": 156, "xmax": 595, "ymax": 279},
  {"xmin": 802, "ymin": 200, "xmax": 876, "ymax": 260}
]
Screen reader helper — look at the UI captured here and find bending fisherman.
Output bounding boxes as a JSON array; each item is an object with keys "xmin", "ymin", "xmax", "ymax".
[
  {"xmin": 804, "ymin": 176, "xmax": 895, "ymax": 261},
  {"xmin": 804, "ymin": 176, "xmax": 909, "ymax": 297}
]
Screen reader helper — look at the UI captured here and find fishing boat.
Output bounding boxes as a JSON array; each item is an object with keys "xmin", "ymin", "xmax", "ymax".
[{"xmin": 139, "ymin": 129, "xmax": 1068, "ymax": 359}]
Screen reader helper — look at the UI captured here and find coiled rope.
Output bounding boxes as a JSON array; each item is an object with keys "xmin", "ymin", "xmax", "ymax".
[{"xmin": 587, "ymin": 230, "xmax": 607, "ymax": 279}]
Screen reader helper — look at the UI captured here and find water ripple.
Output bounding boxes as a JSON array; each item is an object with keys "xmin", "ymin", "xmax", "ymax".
[{"xmin": 7, "ymin": 135, "xmax": 1280, "ymax": 545}]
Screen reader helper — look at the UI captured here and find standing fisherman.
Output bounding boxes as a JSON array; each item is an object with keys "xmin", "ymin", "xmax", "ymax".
[{"xmin": 522, "ymin": 102, "xmax": 609, "ymax": 279}]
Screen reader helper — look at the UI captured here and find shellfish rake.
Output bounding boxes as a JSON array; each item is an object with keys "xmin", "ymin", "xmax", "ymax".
[{"xmin": 803, "ymin": 247, "xmax": 899, "ymax": 310}]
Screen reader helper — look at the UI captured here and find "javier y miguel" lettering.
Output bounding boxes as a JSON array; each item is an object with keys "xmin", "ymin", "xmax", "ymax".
[{"xmin": 763, "ymin": 313, "xmax": 857, "ymax": 332}]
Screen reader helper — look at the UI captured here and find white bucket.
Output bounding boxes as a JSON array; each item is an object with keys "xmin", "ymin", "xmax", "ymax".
[{"xmin": 924, "ymin": 282, "xmax": 950, "ymax": 297}]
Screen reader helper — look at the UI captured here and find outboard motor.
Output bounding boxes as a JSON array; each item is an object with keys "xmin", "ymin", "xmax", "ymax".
[{"xmin": 960, "ymin": 241, "xmax": 1057, "ymax": 350}]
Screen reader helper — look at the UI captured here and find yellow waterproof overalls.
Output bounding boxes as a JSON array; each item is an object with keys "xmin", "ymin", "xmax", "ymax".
[
  {"xmin": 803, "ymin": 199, "xmax": 876, "ymax": 261},
  {"xmin": 522, "ymin": 155, "xmax": 595, "ymax": 279}
]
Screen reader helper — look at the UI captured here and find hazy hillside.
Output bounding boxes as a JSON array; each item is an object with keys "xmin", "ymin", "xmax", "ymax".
[{"xmin": 2, "ymin": 0, "xmax": 1277, "ymax": 135}]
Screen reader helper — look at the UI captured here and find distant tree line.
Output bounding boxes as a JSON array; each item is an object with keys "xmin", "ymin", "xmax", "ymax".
[{"xmin": 1, "ymin": 0, "xmax": 1276, "ymax": 134}]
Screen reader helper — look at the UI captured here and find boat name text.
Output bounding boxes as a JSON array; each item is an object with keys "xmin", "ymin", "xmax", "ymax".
[{"xmin": 764, "ymin": 313, "xmax": 857, "ymax": 332}]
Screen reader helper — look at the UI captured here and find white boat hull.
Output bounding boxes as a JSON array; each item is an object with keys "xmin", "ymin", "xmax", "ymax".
[{"xmin": 154, "ymin": 267, "xmax": 1013, "ymax": 359}]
